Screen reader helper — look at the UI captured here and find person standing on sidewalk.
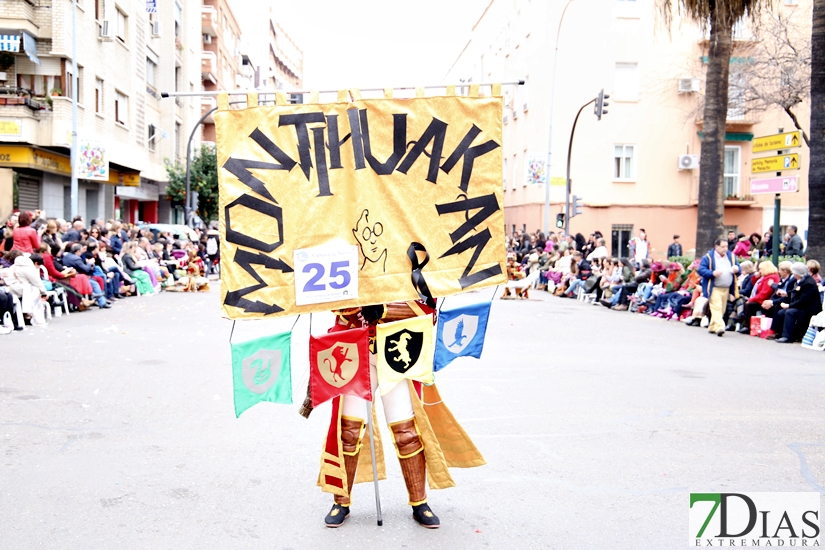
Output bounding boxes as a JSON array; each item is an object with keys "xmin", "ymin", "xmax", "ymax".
[{"xmin": 698, "ymin": 238, "xmax": 740, "ymax": 337}]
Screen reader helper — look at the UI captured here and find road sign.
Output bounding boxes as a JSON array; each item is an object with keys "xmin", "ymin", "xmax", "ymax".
[
  {"xmin": 751, "ymin": 153, "xmax": 800, "ymax": 174},
  {"xmin": 750, "ymin": 176, "xmax": 799, "ymax": 195},
  {"xmin": 752, "ymin": 131, "xmax": 802, "ymax": 153}
]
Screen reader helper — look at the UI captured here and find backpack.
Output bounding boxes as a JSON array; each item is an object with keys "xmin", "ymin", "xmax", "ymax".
[{"xmin": 206, "ymin": 237, "xmax": 218, "ymax": 256}]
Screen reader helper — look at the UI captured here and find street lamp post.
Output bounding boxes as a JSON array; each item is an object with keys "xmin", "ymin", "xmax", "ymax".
[
  {"xmin": 564, "ymin": 98, "xmax": 596, "ymax": 233},
  {"xmin": 543, "ymin": 0, "xmax": 576, "ymax": 235},
  {"xmin": 183, "ymin": 101, "xmax": 243, "ymax": 226},
  {"xmin": 70, "ymin": 0, "xmax": 79, "ymax": 218}
]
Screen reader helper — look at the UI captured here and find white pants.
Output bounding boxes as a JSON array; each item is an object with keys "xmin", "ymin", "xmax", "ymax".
[
  {"xmin": 8, "ymin": 282, "xmax": 39, "ymax": 315},
  {"xmin": 342, "ymin": 354, "xmax": 414, "ymax": 425}
]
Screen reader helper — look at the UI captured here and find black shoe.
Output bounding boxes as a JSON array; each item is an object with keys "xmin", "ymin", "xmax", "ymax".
[
  {"xmin": 325, "ymin": 504, "xmax": 350, "ymax": 528},
  {"xmin": 686, "ymin": 318, "xmax": 700, "ymax": 327},
  {"xmin": 776, "ymin": 337, "xmax": 790, "ymax": 343},
  {"xmin": 737, "ymin": 327, "xmax": 750, "ymax": 334},
  {"xmin": 725, "ymin": 322, "xmax": 737, "ymax": 332},
  {"xmin": 716, "ymin": 330, "xmax": 725, "ymax": 337},
  {"xmin": 412, "ymin": 503, "xmax": 440, "ymax": 529},
  {"xmin": 98, "ymin": 303, "xmax": 111, "ymax": 309}
]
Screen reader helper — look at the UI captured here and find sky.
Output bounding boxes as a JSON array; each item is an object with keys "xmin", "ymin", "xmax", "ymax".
[{"xmin": 256, "ymin": 0, "xmax": 491, "ymax": 90}]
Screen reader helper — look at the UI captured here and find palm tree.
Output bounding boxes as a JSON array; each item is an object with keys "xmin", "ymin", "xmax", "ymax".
[
  {"xmin": 658, "ymin": 0, "xmax": 768, "ymax": 254},
  {"xmin": 808, "ymin": 0, "xmax": 825, "ymax": 262}
]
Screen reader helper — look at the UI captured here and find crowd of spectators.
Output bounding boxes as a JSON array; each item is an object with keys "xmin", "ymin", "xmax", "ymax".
[
  {"xmin": 506, "ymin": 226, "xmax": 823, "ymax": 346},
  {"xmin": 0, "ymin": 211, "xmax": 217, "ymax": 333}
]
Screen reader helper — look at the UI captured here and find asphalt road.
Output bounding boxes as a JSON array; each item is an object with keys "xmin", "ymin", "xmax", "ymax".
[{"xmin": 1, "ymin": 288, "xmax": 823, "ymax": 549}]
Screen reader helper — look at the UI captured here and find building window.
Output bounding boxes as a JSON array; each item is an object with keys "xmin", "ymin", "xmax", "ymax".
[
  {"xmin": 512, "ymin": 154, "xmax": 518, "ymax": 189},
  {"xmin": 724, "ymin": 146, "xmax": 741, "ymax": 197},
  {"xmin": 65, "ymin": 63, "xmax": 83, "ymax": 103},
  {"xmin": 116, "ymin": 9, "xmax": 127, "ymax": 43},
  {"xmin": 611, "ymin": 225, "xmax": 633, "ymax": 258},
  {"xmin": 94, "ymin": 0, "xmax": 104, "ymax": 20},
  {"xmin": 174, "ymin": 1, "xmax": 182, "ymax": 37},
  {"xmin": 614, "ymin": 62, "xmax": 639, "ymax": 101},
  {"xmin": 148, "ymin": 124, "xmax": 156, "ymax": 152},
  {"xmin": 146, "ymin": 57, "xmax": 157, "ymax": 88},
  {"xmin": 503, "ymin": 157, "xmax": 508, "ymax": 190},
  {"xmin": 175, "ymin": 122, "xmax": 181, "ymax": 160},
  {"xmin": 115, "ymin": 91, "xmax": 128, "ymax": 125},
  {"xmin": 613, "ymin": 144, "xmax": 636, "ymax": 180},
  {"xmin": 95, "ymin": 78, "xmax": 103, "ymax": 113}
]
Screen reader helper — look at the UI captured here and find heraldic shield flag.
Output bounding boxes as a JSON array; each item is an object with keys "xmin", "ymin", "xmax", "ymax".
[
  {"xmin": 231, "ymin": 331, "xmax": 292, "ymax": 417},
  {"xmin": 434, "ymin": 301, "xmax": 492, "ymax": 372},
  {"xmin": 309, "ymin": 327, "xmax": 371, "ymax": 407},
  {"xmin": 375, "ymin": 315, "xmax": 434, "ymax": 396}
]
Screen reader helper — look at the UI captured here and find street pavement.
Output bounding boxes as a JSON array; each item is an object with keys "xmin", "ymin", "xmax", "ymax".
[{"xmin": 1, "ymin": 288, "xmax": 824, "ymax": 549}]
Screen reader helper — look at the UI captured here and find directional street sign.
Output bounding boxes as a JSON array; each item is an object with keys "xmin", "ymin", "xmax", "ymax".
[
  {"xmin": 751, "ymin": 153, "xmax": 800, "ymax": 174},
  {"xmin": 750, "ymin": 176, "xmax": 799, "ymax": 195},
  {"xmin": 752, "ymin": 131, "xmax": 802, "ymax": 153}
]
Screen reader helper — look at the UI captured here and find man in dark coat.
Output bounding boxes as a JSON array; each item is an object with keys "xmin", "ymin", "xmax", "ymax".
[{"xmin": 772, "ymin": 262, "xmax": 823, "ymax": 343}]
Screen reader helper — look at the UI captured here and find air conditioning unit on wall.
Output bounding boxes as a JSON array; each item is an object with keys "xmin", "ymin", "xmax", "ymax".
[
  {"xmin": 678, "ymin": 77, "xmax": 700, "ymax": 94},
  {"xmin": 151, "ymin": 21, "xmax": 161, "ymax": 37},
  {"xmin": 203, "ymin": 34, "xmax": 212, "ymax": 44},
  {"xmin": 678, "ymin": 154, "xmax": 700, "ymax": 170},
  {"xmin": 100, "ymin": 20, "xmax": 113, "ymax": 40}
]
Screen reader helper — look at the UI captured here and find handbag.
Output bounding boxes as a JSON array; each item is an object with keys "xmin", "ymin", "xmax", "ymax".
[
  {"xmin": 759, "ymin": 316, "xmax": 774, "ymax": 339},
  {"xmin": 749, "ymin": 316, "xmax": 762, "ymax": 336},
  {"xmin": 800, "ymin": 325, "xmax": 822, "ymax": 350}
]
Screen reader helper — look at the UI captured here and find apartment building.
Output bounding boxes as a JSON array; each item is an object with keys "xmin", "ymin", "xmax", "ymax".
[
  {"xmin": 200, "ymin": 0, "xmax": 241, "ymax": 142},
  {"xmin": 445, "ymin": 0, "xmax": 812, "ymax": 258},
  {"xmin": 231, "ymin": 5, "xmax": 303, "ymax": 93},
  {"xmin": 0, "ymin": 0, "xmax": 202, "ymax": 224}
]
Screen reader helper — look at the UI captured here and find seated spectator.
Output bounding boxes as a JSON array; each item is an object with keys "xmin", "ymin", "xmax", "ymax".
[
  {"xmin": 62, "ymin": 243, "xmax": 110, "ymax": 308},
  {"xmin": 600, "ymin": 258, "xmax": 636, "ymax": 310},
  {"xmin": 63, "ymin": 220, "xmax": 83, "ymax": 243},
  {"xmin": 1, "ymin": 249, "xmax": 47, "ymax": 325},
  {"xmin": 771, "ymin": 262, "xmax": 823, "ymax": 343},
  {"xmin": 122, "ymin": 241, "xmax": 155, "ymax": 295},
  {"xmin": 736, "ymin": 260, "xmax": 781, "ymax": 333},
  {"xmin": 11, "ymin": 211, "xmax": 40, "ymax": 254},
  {"xmin": 759, "ymin": 261, "xmax": 794, "ymax": 321},
  {"xmin": 564, "ymin": 251, "xmax": 592, "ymax": 298},
  {"xmin": 586, "ymin": 238, "xmax": 608, "ymax": 262},
  {"xmin": 732, "ymin": 233, "xmax": 750, "ymax": 257},
  {"xmin": 724, "ymin": 260, "xmax": 757, "ymax": 330}
]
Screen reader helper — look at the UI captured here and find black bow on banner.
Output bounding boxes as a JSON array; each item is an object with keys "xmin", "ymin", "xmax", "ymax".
[{"xmin": 406, "ymin": 242, "xmax": 436, "ymax": 309}]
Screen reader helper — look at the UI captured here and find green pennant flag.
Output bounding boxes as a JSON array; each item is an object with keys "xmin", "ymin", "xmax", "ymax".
[{"xmin": 231, "ymin": 331, "xmax": 293, "ymax": 417}]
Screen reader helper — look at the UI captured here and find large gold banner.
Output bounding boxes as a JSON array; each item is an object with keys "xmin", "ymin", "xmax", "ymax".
[{"xmin": 216, "ymin": 89, "xmax": 506, "ymax": 319}]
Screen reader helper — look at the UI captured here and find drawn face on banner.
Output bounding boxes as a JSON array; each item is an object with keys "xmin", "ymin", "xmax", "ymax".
[
  {"xmin": 384, "ymin": 328, "xmax": 423, "ymax": 373},
  {"xmin": 241, "ymin": 349, "xmax": 281, "ymax": 394},
  {"xmin": 353, "ymin": 209, "xmax": 387, "ymax": 272},
  {"xmin": 317, "ymin": 342, "xmax": 360, "ymax": 388}
]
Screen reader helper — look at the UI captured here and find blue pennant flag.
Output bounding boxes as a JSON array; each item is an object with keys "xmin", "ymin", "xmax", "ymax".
[{"xmin": 434, "ymin": 301, "xmax": 492, "ymax": 372}]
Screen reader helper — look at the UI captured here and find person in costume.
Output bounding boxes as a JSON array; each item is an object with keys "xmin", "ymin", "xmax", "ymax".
[{"xmin": 301, "ymin": 300, "xmax": 485, "ymax": 529}]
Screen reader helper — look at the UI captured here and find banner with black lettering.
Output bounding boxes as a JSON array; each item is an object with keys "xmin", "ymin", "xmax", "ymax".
[{"xmin": 215, "ymin": 88, "xmax": 505, "ymax": 319}]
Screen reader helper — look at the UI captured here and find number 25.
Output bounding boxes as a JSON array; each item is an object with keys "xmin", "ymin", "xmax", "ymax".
[{"xmin": 302, "ymin": 261, "xmax": 350, "ymax": 292}]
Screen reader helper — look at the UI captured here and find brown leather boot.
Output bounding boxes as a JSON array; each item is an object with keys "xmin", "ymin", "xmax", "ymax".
[
  {"xmin": 390, "ymin": 419, "xmax": 426, "ymax": 505},
  {"xmin": 334, "ymin": 417, "xmax": 363, "ymax": 507},
  {"xmin": 390, "ymin": 418, "xmax": 439, "ymax": 528}
]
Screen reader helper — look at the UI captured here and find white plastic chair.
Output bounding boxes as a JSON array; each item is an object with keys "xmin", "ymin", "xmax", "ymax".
[
  {"xmin": 39, "ymin": 265, "xmax": 69, "ymax": 317},
  {"xmin": 9, "ymin": 293, "xmax": 25, "ymax": 331}
]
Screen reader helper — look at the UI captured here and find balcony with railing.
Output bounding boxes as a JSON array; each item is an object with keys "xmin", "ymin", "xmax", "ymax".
[
  {"xmin": 202, "ymin": 5, "xmax": 218, "ymax": 37},
  {"xmin": 201, "ymin": 51, "xmax": 217, "ymax": 85}
]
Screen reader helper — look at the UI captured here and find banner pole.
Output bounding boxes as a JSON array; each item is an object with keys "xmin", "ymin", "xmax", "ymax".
[
  {"xmin": 365, "ymin": 400, "xmax": 383, "ymax": 526},
  {"xmin": 160, "ymin": 80, "xmax": 524, "ymax": 99}
]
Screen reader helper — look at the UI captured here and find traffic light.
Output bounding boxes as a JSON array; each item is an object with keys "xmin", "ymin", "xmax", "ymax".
[
  {"xmin": 555, "ymin": 213, "xmax": 565, "ymax": 228},
  {"xmin": 594, "ymin": 88, "xmax": 609, "ymax": 120},
  {"xmin": 571, "ymin": 195, "xmax": 583, "ymax": 217}
]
